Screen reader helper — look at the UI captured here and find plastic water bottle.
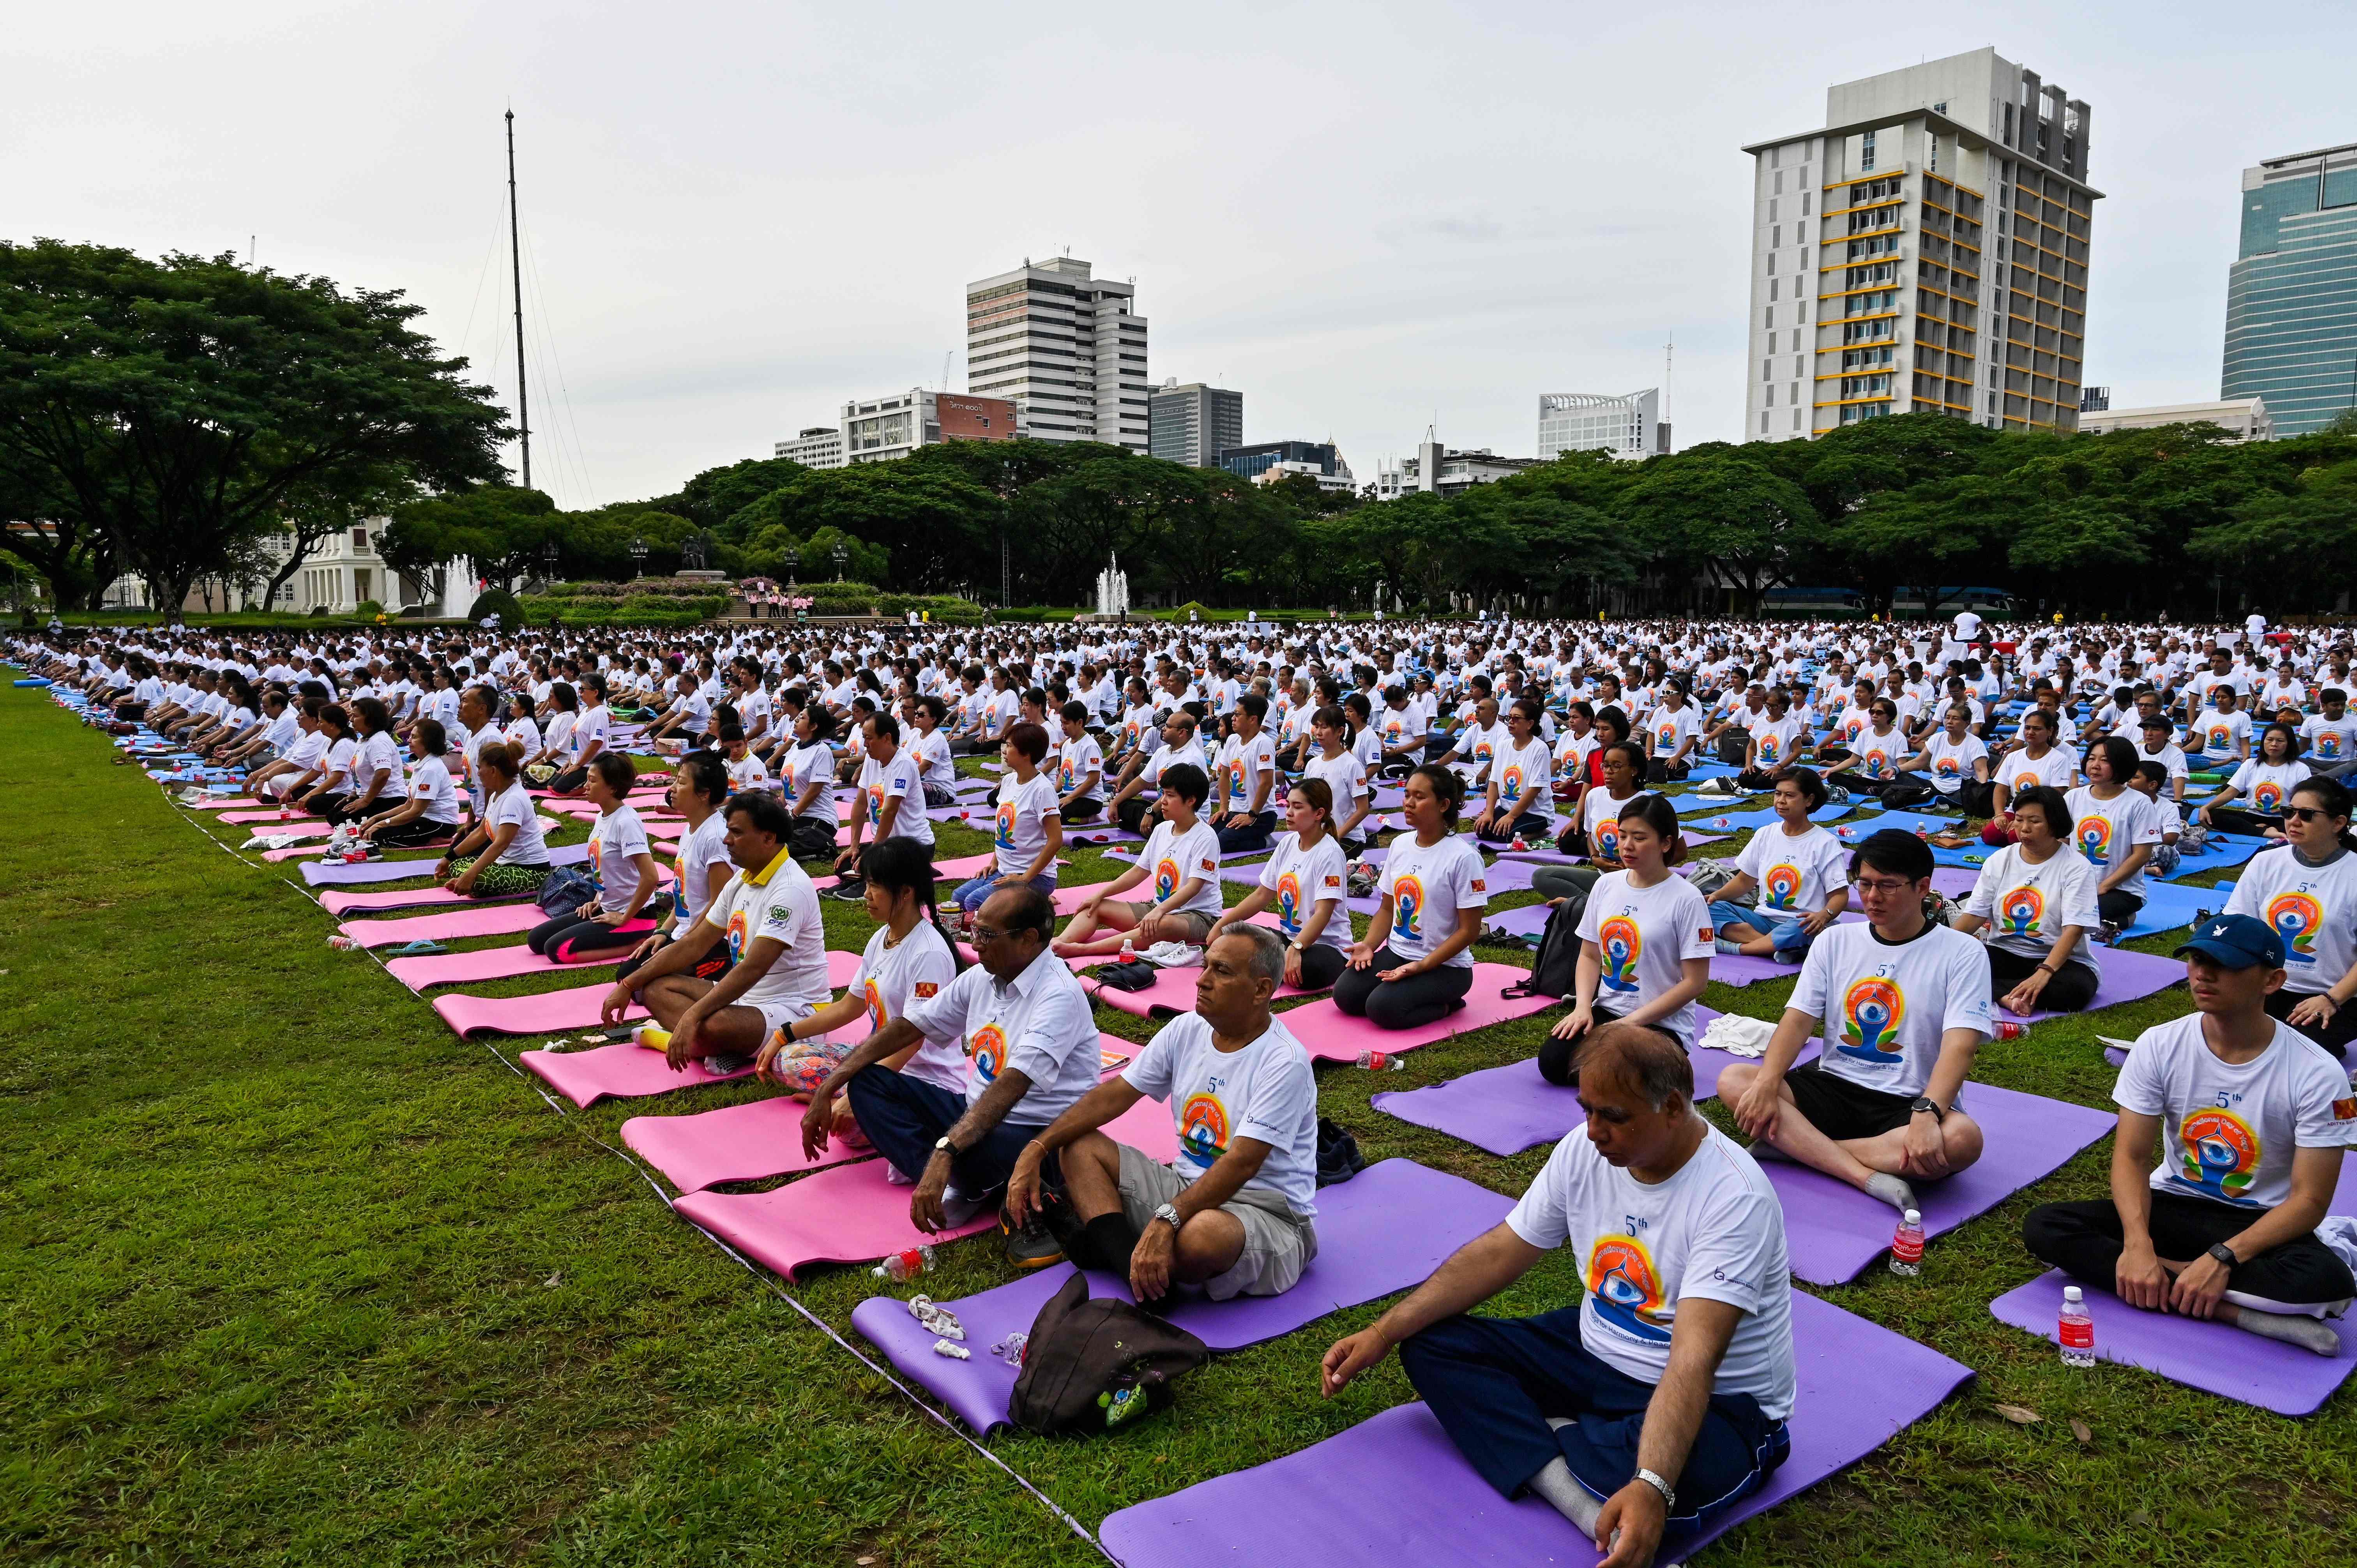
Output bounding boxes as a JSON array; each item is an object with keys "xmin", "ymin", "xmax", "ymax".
[
  {"xmin": 1889, "ymin": 1209, "xmax": 1924, "ymax": 1276},
  {"xmin": 873, "ymin": 1244, "xmax": 938, "ymax": 1283},
  {"xmin": 1119, "ymin": 937, "xmax": 1136, "ymax": 962},
  {"xmin": 1994, "ymin": 1020, "xmax": 2028, "ymax": 1041},
  {"xmin": 2059, "ymin": 1285, "xmax": 2096, "ymax": 1367},
  {"xmin": 1356, "ymin": 1051, "xmax": 1406, "ymax": 1071}
]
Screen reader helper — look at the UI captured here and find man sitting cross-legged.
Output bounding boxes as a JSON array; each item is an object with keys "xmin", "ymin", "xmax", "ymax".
[
  {"xmin": 1319, "ymin": 1026, "xmax": 1793, "ymax": 1568},
  {"xmin": 1004, "ymin": 925, "xmax": 1320, "ymax": 1304},
  {"xmin": 1721, "ymin": 829, "xmax": 1993, "ymax": 1217},
  {"xmin": 599, "ymin": 790, "xmax": 832, "ymax": 1077},
  {"xmin": 2021, "ymin": 914, "xmax": 2356, "ymax": 1357},
  {"xmin": 799, "ymin": 884, "xmax": 1104, "ymax": 1268}
]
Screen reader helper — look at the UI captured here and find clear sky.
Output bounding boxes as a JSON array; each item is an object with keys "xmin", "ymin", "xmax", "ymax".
[{"xmin": 12, "ymin": 1, "xmax": 2354, "ymax": 507}]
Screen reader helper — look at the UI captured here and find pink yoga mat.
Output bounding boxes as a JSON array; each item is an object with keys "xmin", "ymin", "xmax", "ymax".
[
  {"xmin": 224, "ymin": 808, "xmax": 333, "ymax": 827},
  {"xmin": 437, "ymin": 981, "xmax": 645, "ymax": 1038},
  {"xmin": 319, "ymin": 886, "xmax": 531, "ymax": 916},
  {"xmin": 1276, "ymin": 962, "xmax": 1553, "ymax": 1062},
  {"xmin": 392, "ymin": 943, "xmax": 862, "ymax": 993},
  {"xmin": 339, "ymin": 902, "xmax": 547, "ymax": 947},
  {"xmin": 673, "ymin": 1157, "xmax": 998, "ymax": 1280},
  {"xmin": 522, "ymin": 1041, "xmax": 741, "ymax": 1107},
  {"xmin": 1093, "ymin": 962, "xmax": 1326, "ymax": 1019}
]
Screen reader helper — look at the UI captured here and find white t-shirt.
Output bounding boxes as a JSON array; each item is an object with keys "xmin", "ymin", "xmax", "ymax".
[
  {"xmin": 408, "ymin": 755, "xmax": 462, "ymax": 826},
  {"xmin": 486, "ymin": 781, "xmax": 551, "ymax": 866},
  {"xmin": 1136, "ymin": 817, "xmax": 1226, "ymax": 919},
  {"xmin": 2228, "ymin": 758, "xmax": 2311, "ymax": 817},
  {"xmin": 588, "ymin": 804, "xmax": 654, "ymax": 914},
  {"xmin": 2115, "ymin": 1014, "xmax": 2357, "ymax": 1211},
  {"xmin": 1506, "ymin": 1122, "xmax": 1794, "ymax": 1422},
  {"xmin": 2223, "ymin": 848, "xmax": 2357, "ymax": 997},
  {"xmin": 1122, "ymin": 1013, "xmax": 1320, "ymax": 1216},
  {"xmin": 1847, "ymin": 726, "xmax": 1907, "ymax": 782},
  {"xmin": 1964, "ymin": 844, "xmax": 2101, "ymax": 972},
  {"xmin": 1921, "ymin": 732, "xmax": 1989, "ymax": 793},
  {"xmin": 1736, "ymin": 823, "xmax": 1850, "ymax": 916},
  {"xmin": 1055, "ymin": 733, "xmax": 1104, "ymax": 798},
  {"xmin": 1258, "ymin": 832, "xmax": 1351, "ymax": 953},
  {"xmin": 1747, "ymin": 715, "xmax": 1805, "ymax": 771},
  {"xmin": 1490, "ymin": 735, "xmax": 1555, "ymax": 825},
  {"xmin": 674, "ymin": 813, "xmax": 731, "ymax": 929},
  {"xmin": 850, "ymin": 920, "xmax": 965, "ymax": 1094},
  {"xmin": 1582, "ymin": 788, "xmax": 1646, "ymax": 865},
  {"xmin": 572, "ymin": 704, "xmax": 611, "ymax": 761},
  {"xmin": 1649, "ymin": 704, "xmax": 1699, "ymax": 760},
  {"xmin": 1215, "ymin": 728, "xmax": 1279, "ymax": 817},
  {"xmin": 857, "ymin": 751, "xmax": 936, "ymax": 846},
  {"xmin": 1577, "ymin": 869, "xmax": 1714, "ymax": 1044},
  {"xmin": 698, "ymin": 856, "xmax": 831, "ymax": 1017},
  {"xmin": 1792, "ymin": 922, "xmax": 1993, "ymax": 1098},
  {"xmin": 2193, "ymin": 708, "xmax": 2251, "ymax": 761},
  {"xmin": 1379, "ymin": 833, "xmax": 1489, "ymax": 968},
  {"xmin": 357, "ymin": 731, "xmax": 407, "ymax": 800},
  {"xmin": 2299, "ymin": 713, "xmax": 2357, "ymax": 768},
  {"xmin": 1998, "ymin": 747, "xmax": 2078, "ymax": 798},
  {"xmin": 992, "ymin": 770, "xmax": 1061, "ymax": 877},
  {"xmin": 904, "ymin": 947, "xmax": 1101, "ymax": 1123},
  {"xmin": 1302, "ymin": 749, "xmax": 1371, "ymax": 816},
  {"xmin": 726, "ymin": 750, "xmax": 774, "ymax": 792},
  {"xmin": 2062, "ymin": 786, "xmax": 2164, "ymax": 900},
  {"xmin": 780, "ymin": 741, "xmax": 835, "ymax": 821},
  {"xmin": 907, "ymin": 726, "xmax": 958, "ymax": 791}
]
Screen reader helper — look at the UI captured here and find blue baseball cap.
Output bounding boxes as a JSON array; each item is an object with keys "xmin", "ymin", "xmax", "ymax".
[{"xmin": 2175, "ymin": 914, "xmax": 2285, "ymax": 970}]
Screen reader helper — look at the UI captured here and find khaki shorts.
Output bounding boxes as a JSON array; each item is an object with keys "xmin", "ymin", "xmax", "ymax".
[{"xmin": 1116, "ymin": 1143, "xmax": 1318, "ymax": 1300}]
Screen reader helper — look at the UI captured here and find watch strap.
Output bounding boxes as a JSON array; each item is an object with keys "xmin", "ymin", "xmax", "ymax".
[
  {"xmin": 2207, "ymin": 1241, "xmax": 2237, "ymax": 1268},
  {"xmin": 1633, "ymin": 1467, "xmax": 1675, "ymax": 1511}
]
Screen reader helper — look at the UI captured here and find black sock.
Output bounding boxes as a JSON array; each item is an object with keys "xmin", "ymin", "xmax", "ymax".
[{"xmin": 1080, "ymin": 1213, "xmax": 1139, "ymax": 1275}]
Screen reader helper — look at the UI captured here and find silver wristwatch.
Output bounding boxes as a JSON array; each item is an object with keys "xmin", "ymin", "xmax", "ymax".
[
  {"xmin": 1151, "ymin": 1202, "xmax": 1181, "ymax": 1231},
  {"xmin": 1634, "ymin": 1467, "xmax": 1675, "ymax": 1511}
]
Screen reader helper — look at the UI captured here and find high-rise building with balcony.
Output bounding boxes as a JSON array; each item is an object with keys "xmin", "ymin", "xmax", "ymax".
[
  {"xmin": 2224, "ymin": 142, "xmax": 2357, "ymax": 438},
  {"xmin": 964, "ymin": 257, "xmax": 1150, "ymax": 451},
  {"xmin": 1149, "ymin": 381, "xmax": 1244, "ymax": 466},
  {"xmin": 1535, "ymin": 390, "xmax": 1668, "ymax": 459},
  {"xmin": 1740, "ymin": 48, "xmax": 2098, "ymax": 441}
]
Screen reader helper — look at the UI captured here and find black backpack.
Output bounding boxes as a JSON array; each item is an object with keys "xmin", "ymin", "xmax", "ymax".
[
  {"xmin": 1009, "ymin": 1272, "xmax": 1209, "ymax": 1436},
  {"xmin": 1502, "ymin": 892, "xmax": 1587, "ymax": 1000},
  {"xmin": 1094, "ymin": 960, "xmax": 1160, "ymax": 992}
]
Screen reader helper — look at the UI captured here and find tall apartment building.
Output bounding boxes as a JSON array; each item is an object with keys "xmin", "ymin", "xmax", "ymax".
[
  {"xmin": 2224, "ymin": 142, "xmax": 2357, "ymax": 438},
  {"xmin": 1535, "ymin": 390, "xmax": 1668, "ymax": 459},
  {"xmin": 1148, "ymin": 381, "xmax": 1244, "ymax": 466},
  {"xmin": 1219, "ymin": 440, "xmax": 1339, "ymax": 482},
  {"xmin": 1741, "ymin": 48, "xmax": 2097, "ymax": 441},
  {"xmin": 965, "ymin": 257, "xmax": 1150, "ymax": 451},
  {"xmin": 775, "ymin": 425, "xmax": 846, "ymax": 469}
]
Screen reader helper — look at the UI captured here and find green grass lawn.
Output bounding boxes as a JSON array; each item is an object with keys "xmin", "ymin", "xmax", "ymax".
[{"xmin": 4, "ymin": 683, "xmax": 2353, "ymax": 1566}]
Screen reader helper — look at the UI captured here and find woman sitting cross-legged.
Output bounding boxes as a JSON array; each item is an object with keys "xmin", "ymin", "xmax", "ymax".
[
  {"xmin": 1951, "ymin": 784, "xmax": 2103, "ymax": 1015},
  {"xmin": 1540, "ymin": 791, "xmax": 1713, "ymax": 1085},
  {"xmin": 1705, "ymin": 766, "xmax": 1850, "ymax": 962},
  {"xmin": 353, "ymin": 718, "xmax": 468, "ymax": 850},
  {"xmin": 1207, "ymin": 777, "xmax": 1352, "ymax": 994},
  {"xmin": 526, "ymin": 752, "xmax": 664, "ymax": 962},
  {"xmin": 435, "ymin": 740, "xmax": 556, "ymax": 899},
  {"xmin": 1334, "ymin": 765, "xmax": 1488, "ymax": 1029}
]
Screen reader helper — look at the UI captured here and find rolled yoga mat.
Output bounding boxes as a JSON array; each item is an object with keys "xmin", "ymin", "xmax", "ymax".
[
  {"xmin": 850, "ymin": 1158, "xmax": 1516, "ymax": 1434},
  {"xmin": 1095, "ymin": 1289, "xmax": 1974, "ymax": 1568}
]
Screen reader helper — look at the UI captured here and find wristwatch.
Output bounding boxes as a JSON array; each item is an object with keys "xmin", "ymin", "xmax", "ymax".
[
  {"xmin": 1633, "ymin": 1467, "xmax": 1675, "ymax": 1511},
  {"xmin": 933, "ymin": 1134, "xmax": 964, "ymax": 1161},
  {"xmin": 1151, "ymin": 1202, "xmax": 1181, "ymax": 1231},
  {"xmin": 1909, "ymin": 1095, "xmax": 1946, "ymax": 1120},
  {"xmin": 2207, "ymin": 1241, "xmax": 2238, "ymax": 1268}
]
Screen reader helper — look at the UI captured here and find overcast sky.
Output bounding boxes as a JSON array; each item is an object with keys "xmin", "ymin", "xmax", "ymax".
[{"xmin": 12, "ymin": 1, "xmax": 2354, "ymax": 507}]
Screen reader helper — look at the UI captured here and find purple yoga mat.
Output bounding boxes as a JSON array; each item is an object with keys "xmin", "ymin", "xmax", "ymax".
[
  {"xmin": 1098, "ymin": 1289, "xmax": 1973, "ymax": 1568},
  {"xmin": 673, "ymin": 1155, "xmax": 999, "ymax": 1280},
  {"xmin": 521, "ymin": 1040, "xmax": 736, "ymax": 1106},
  {"xmin": 1482, "ymin": 902, "xmax": 1554, "ymax": 940},
  {"xmin": 2006, "ymin": 944, "xmax": 2185, "ymax": 1030},
  {"xmin": 852, "ymin": 1159, "xmax": 1516, "ymax": 1433},
  {"xmin": 1986, "ymin": 1160, "xmax": 2357, "ymax": 1415},
  {"xmin": 437, "ymin": 981, "xmax": 646, "ymax": 1038},
  {"xmin": 1370, "ymin": 1010, "xmax": 1824, "ymax": 1155},
  {"xmin": 1277, "ymin": 963, "xmax": 1553, "ymax": 1063},
  {"xmin": 1763, "ymin": 1082, "xmax": 2113, "ymax": 1285}
]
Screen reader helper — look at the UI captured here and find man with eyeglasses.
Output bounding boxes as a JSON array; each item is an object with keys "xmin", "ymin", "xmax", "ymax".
[
  {"xmin": 1721, "ymin": 830, "xmax": 1995, "ymax": 1218},
  {"xmin": 798, "ymin": 884, "xmax": 1103, "ymax": 1268}
]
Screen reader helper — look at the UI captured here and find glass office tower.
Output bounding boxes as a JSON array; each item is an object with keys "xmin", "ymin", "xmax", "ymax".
[{"xmin": 2224, "ymin": 143, "xmax": 2357, "ymax": 437}]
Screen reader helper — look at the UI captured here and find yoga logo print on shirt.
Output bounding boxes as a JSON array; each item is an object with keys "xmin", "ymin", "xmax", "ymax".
[
  {"xmin": 1392, "ymin": 874, "xmax": 1426, "ymax": 940},
  {"xmin": 1999, "ymin": 886, "xmax": 2044, "ymax": 937},
  {"xmin": 994, "ymin": 800, "xmax": 1017, "ymax": 851},
  {"xmin": 1592, "ymin": 818, "xmax": 1622, "ymax": 863},
  {"xmin": 1153, "ymin": 857, "xmax": 1180, "ymax": 901},
  {"xmin": 1756, "ymin": 733, "xmax": 1782, "ymax": 765},
  {"xmin": 724, "ymin": 909, "xmax": 750, "ymax": 964},
  {"xmin": 1762, "ymin": 863, "xmax": 1803, "ymax": 911},
  {"xmin": 2267, "ymin": 891, "xmax": 2324, "ymax": 966},
  {"xmin": 2318, "ymin": 731, "xmax": 2345, "ymax": 761},
  {"xmin": 2254, "ymin": 778, "xmax": 2288, "ymax": 814},
  {"xmin": 1226, "ymin": 763, "xmax": 1247, "ymax": 807},
  {"xmin": 1177, "ymin": 1091, "xmax": 1230, "ymax": 1170},
  {"xmin": 968, "ymin": 1022, "xmax": 1007, "ymax": 1084},
  {"xmin": 1587, "ymin": 1234, "xmax": 1672, "ymax": 1344},
  {"xmin": 865, "ymin": 783, "xmax": 887, "ymax": 825},
  {"xmin": 1598, "ymin": 915, "xmax": 1642, "ymax": 994},
  {"xmin": 861, "ymin": 975, "xmax": 887, "ymax": 1032},
  {"xmin": 1499, "ymin": 764, "xmax": 1525, "ymax": 802},
  {"xmin": 2076, "ymin": 814, "xmax": 2114, "ymax": 863},
  {"xmin": 1861, "ymin": 745, "xmax": 1893, "ymax": 780},
  {"xmin": 1838, "ymin": 975, "xmax": 1907, "ymax": 1065},
  {"xmin": 2206, "ymin": 722, "xmax": 2233, "ymax": 753},
  {"xmin": 1058, "ymin": 757, "xmax": 1078, "ymax": 791},
  {"xmin": 1275, "ymin": 871, "xmax": 1304, "ymax": 935},
  {"xmin": 1934, "ymin": 754, "xmax": 1961, "ymax": 780},
  {"xmin": 2171, "ymin": 1107, "xmax": 2259, "ymax": 1204}
]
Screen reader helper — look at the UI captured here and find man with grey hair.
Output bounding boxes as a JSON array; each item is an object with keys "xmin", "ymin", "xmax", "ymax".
[
  {"xmin": 1320, "ymin": 1025, "xmax": 1794, "ymax": 1568},
  {"xmin": 1005, "ymin": 924, "xmax": 1320, "ymax": 1301}
]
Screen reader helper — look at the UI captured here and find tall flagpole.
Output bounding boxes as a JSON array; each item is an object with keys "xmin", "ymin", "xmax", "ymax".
[{"xmin": 506, "ymin": 109, "xmax": 532, "ymax": 491}]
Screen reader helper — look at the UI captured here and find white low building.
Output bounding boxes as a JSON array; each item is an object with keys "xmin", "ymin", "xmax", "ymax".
[
  {"xmin": 2077, "ymin": 395, "xmax": 2273, "ymax": 441},
  {"xmin": 1373, "ymin": 438, "xmax": 1540, "ymax": 500},
  {"xmin": 103, "ymin": 518, "xmax": 476, "ymax": 617}
]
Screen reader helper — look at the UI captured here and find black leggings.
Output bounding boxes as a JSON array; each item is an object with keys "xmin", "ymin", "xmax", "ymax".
[
  {"xmin": 1538, "ymin": 1008, "xmax": 1682, "ymax": 1086},
  {"xmin": 2267, "ymin": 986, "xmax": 2357, "ymax": 1061},
  {"xmin": 2096, "ymin": 888, "xmax": 2144, "ymax": 927},
  {"xmin": 789, "ymin": 814, "xmax": 840, "ymax": 863},
  {"xmin": 2023, "ymin": 1192, "xmax": 2356, "ymax": 1311},
  {"xmin": 315, "ymin": 793, "xmax": 373, "ymax": 826},
  {"xmin": 1955, "ymin": 780, "xmax": 1998, "ymax": 818},
  {"xmin": 1985, "ymin": 946, "xmax": 2102, "ymax": 1011},
  {"xmin": 528, "ymin": 910, "xmax": 658, "ymax": 963},
  {"xmin": 1332, "ymin": 946, "xmax": 1474, "ymax": 1030},
  {"xmin": 374, "ymin": 815, "xmax": 461, "ymax": 848},
  {"xmin": 2207, "ymin": 806, "xmax": 2283, "ymax": 839},
  {"xmin": 1475, "ymin": 813, "xmax": 1547, "ymax": 845},
  {"xmin": 1291, "ymin": 942, "xmax": 1350, "ymax": 992}
]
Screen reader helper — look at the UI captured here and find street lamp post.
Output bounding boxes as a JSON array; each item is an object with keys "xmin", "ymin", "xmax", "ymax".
[
  {"xmin": 832, "ymin": 542, "xmax": 849, "ymax": 581},
  {"xmin": 629, "ymin": 535, "xmax": 648, "ymax": 578},
  {"xmin": 539, "ymin": 541, "xmax": 559, "ymax": 588},
  {"xmin": 784, "ymin": 549, "xmax": 800, "ymax": 592}
]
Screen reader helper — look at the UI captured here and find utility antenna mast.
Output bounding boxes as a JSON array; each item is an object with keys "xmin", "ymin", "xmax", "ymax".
[{"xmin": 506, "ymin": 108, "xmax": 532, "ymax": 491}]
